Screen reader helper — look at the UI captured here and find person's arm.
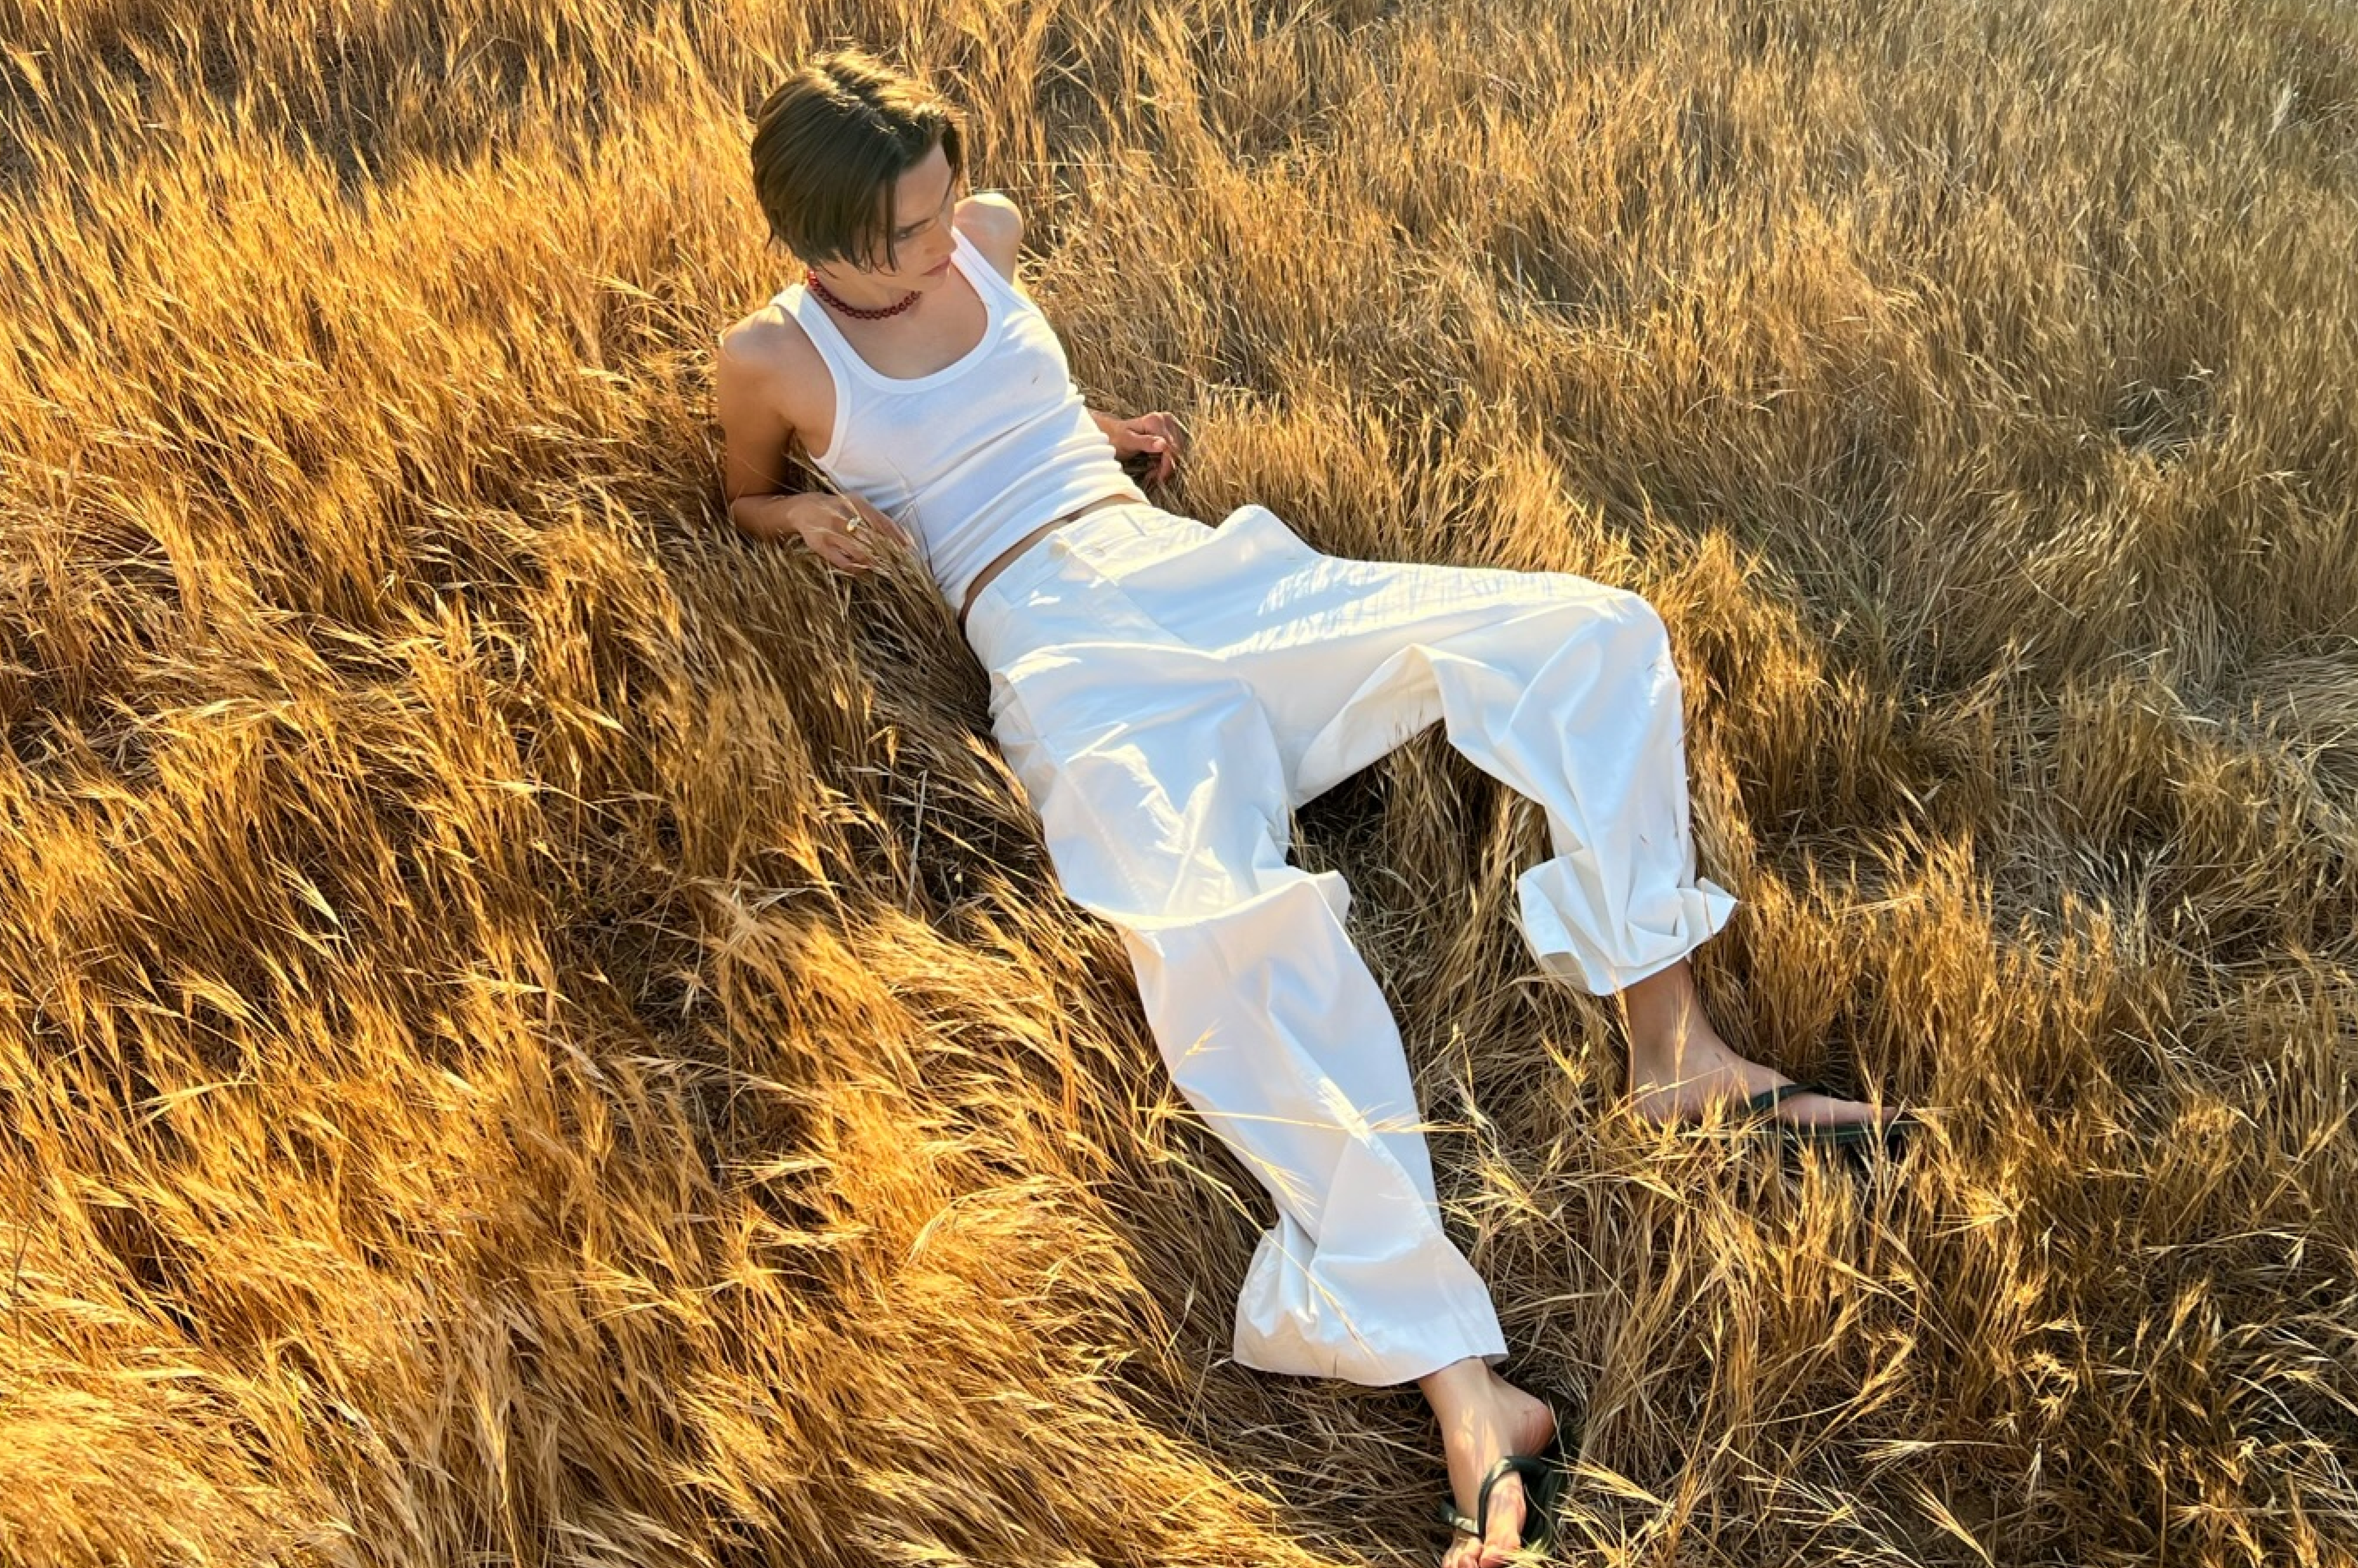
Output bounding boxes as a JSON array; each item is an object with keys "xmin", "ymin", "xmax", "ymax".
[
  {"xmin": 1088, "ymin": 405, "xmax": 1187, "ymax": 485},
  {"xmin": 957, "ymin": 193, "xmax": 1189, "ymax": 484},
  {"xmin": 714, "ymin": 321, "xmax": 907, "ymax": 573}
]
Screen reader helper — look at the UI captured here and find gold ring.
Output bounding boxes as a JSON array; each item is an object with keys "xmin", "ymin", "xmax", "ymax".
[{"xmin": 844, "ymin": 517, "xmax": 861, "ymax": 534}]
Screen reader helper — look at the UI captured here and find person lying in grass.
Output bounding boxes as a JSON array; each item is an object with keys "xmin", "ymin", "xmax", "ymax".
[{"xmin": 713, "ymin": 46, "xmax": 1907, "ymax": 1568}]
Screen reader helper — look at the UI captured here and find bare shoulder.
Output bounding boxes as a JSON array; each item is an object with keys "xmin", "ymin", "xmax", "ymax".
[
  {"xmin": 717, "ymin": 299, "xmax": 818, "ymax": 388},
  {"xmin": 715, "ymin": 298, "xmax": 827, "ymax": 432},
  {"xmin": 955, "ymin": 191, "xmax": 1024, "ymax": 279},
  {"xmin": 713, "ymin": 295, "xmax": 837, "ymax": 495}
]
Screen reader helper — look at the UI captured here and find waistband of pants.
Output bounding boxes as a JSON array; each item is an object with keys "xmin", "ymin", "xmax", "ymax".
[{"xmin": 962, "ymin": 499, "xmax": 1206, "ymax": 643}]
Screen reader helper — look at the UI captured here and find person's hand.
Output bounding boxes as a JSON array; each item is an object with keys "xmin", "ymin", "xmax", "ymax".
[
  {"xmin": 736, "ymin": 491, "xmax": 913, "ymax": 573},
  {"xmin": 1106, "ymin": 411, "xmax": 1188, "ymax": 485}
]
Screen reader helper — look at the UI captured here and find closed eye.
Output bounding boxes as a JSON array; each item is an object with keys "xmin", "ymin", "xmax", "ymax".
[{"xmin": 897, "ymin": 184, "xmax": 961, "ymax": 243}]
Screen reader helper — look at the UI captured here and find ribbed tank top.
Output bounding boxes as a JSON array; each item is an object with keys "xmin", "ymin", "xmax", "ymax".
[{"xmin": 775, "ymin": 227, "xmax": 1146, "ymax": 612}]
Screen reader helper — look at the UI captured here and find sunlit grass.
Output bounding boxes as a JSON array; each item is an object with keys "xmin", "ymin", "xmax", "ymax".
[{"xmin": 3, "ymin": 0, "xmax": 2355, "ymax": 1563}]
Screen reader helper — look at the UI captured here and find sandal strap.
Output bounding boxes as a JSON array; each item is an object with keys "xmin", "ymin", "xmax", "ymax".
[
  {"xmin": 1775, "ymin": 1117, "xmax": 1917, "ymax": 1155},
  {"xmin": 1777, "ymin": 1120, "xmax": 1880, "ymax": 1146},
  {"xmin": 1740, "ymin": 1081, "xmax": 1835, "ymax": 1116},
  {"xmin": 1440, "ymin": 1423, "xmax": 1566, "ymax": 1544},
  {"xmin": 1475, "ymin": 1451, "xmax": 1554, "ymax": 1539}
]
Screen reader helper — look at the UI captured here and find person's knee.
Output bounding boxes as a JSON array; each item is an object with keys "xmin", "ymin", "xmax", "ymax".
[
  {"xmin": 1598, "ymin": 588, "xmax": 1681, "ymax": 693},
  {"xmin": 1593, "ymin": 585, "xmax": 1668, "ymax": 649}
]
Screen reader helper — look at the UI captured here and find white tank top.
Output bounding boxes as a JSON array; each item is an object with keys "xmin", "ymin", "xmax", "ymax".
[{"xmin": 775, "ymin": 227, "xmax": 1145, "ymax": 612}]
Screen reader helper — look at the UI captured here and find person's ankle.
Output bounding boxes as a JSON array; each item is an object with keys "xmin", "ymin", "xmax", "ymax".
[
  {"xmin": 1417, "ymin": 1355, "xmax": 1492, "ymax": 1407},
  {"xmin": 1626, "ymin": 1033, "xmax": 1688, "ymax": 1087}
]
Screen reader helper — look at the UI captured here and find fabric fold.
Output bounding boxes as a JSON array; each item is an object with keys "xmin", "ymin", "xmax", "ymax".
[{"xmin": 962, "ymin": 499, "xmax": 1736, "ymax": 1385}]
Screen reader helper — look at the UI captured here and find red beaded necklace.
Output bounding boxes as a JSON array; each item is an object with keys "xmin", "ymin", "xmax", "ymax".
[{"xmin": 805, "ymin": 268, "xmax": 923, "ymax": 320}]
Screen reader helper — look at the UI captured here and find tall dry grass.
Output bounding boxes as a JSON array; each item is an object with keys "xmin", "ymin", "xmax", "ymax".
[{"xmin": 3, "ymin": 0, "xmax": 2356, "ymax": 1563}]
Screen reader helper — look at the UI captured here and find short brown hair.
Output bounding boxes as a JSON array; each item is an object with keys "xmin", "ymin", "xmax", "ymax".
[{"xmin": 749, "ymin": 49, "xmax": 966, "ymax": 272}]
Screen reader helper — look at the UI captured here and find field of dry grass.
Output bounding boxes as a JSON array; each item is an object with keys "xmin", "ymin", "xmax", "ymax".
[{"xmin": 4, "ymin": 0, "xmax": 2357, "ymax": 1562}]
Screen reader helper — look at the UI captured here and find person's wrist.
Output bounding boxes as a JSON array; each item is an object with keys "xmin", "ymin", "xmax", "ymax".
[{"xmin": 730, "ymin": 492, "xmax": 804, "ymax": 541}]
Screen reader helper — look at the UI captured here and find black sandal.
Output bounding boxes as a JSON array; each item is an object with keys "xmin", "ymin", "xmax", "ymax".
[
  {"xmin": 1435, "ymin": 1431, "xmax": 1565, "ymax": 1554},
  {"xmin": 1734, "ymin": 1081, "xmax": 1914, "ymax": 1157}
]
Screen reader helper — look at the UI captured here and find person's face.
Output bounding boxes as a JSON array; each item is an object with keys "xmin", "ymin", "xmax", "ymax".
[{"xmin": 839, "ymin": 140, "xmax": 962, "ymax": 290}]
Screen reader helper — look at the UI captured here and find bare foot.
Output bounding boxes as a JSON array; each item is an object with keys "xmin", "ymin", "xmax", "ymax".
[
  {"xmin": 1417, "ymin": 1357, "xmax": 1557, "ymax": 1568},
  {"xmin": 1621, "ymin": 960, "xmax": 1901, "ymax": 1132},
  {"xmin": 1630, "ymin": 1056, "xmax": 1896, "ymax": 1130}
]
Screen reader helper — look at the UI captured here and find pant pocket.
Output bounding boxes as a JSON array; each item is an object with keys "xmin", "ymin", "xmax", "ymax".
[
  {"xmin": 1072, "ymin": 511, "xmax": 1220, "ymax": 581},
  {"xmin": 1216, "ymin": 503, "xmax": 1320, "ymax": 560}
]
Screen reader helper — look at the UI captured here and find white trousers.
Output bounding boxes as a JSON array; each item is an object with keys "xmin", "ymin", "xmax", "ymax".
[{"xmin": 963, "ymin": 501, "xmax": 1736, "ymax": 1386}]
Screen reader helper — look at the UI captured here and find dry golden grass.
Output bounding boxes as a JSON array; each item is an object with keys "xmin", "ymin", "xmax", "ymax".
[{"xmin": 3, "ymin": 0, "xmax": 2356, "ymax": 1563}]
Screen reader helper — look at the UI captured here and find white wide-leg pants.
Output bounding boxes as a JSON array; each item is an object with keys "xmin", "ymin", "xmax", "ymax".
[{"xmin": 962, "ymin": 501, "xmax": 1736, "ymax": 1386}]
